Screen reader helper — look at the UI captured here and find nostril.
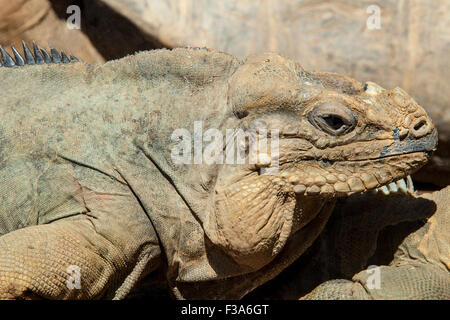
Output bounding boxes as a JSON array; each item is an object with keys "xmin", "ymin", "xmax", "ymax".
[
  {"xmin": 413, "ymin": 119, "xmax": 426, "ymax": 131},
  {"xmin": 410, "ymin": 117, "xmax": 430, "ymax": 138}
]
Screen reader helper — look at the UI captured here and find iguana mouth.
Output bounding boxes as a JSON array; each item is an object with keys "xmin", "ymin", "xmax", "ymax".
[{"xmin": 257, "ymin": 151, "xmax": 429, "ymax": 197}]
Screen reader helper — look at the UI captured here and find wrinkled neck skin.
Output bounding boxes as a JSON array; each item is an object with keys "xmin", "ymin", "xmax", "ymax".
[
  {"xmin": 114, "ymin": 50, "xmax": 334, "ymax": 285},
  {"xmin": 203, "ymin": 179, "xmax": 335, "ymax": 271},
  {"xmin": 175, "ymin": 197, "xmax": 336, "ymax": 299}
]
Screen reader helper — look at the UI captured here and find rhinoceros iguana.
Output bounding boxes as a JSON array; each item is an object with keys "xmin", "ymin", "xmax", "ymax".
[{"xmin": 0, "ymin": 42, "xmax": 438, "ymax": 299}]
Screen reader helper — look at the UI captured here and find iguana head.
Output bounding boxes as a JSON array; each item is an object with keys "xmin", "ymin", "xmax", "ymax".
[{"xmin": 204, "ymin": 52, "xmax": 437, "ymax": 271}]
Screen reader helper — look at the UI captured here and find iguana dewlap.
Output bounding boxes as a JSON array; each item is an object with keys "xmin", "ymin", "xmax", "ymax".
[{"xmin": 0, "ymin": 43, "xmax": 438, "ymax": 299}]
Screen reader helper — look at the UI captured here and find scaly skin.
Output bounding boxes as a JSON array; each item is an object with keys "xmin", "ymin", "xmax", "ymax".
[
  {"xmin": 98, "ymin": 0, "xmax": 450, "ymax": 187},
  {"xmin": 0, "ymin": 45, "xmax": 438, "ymax": 299},
  {"xmin": 301, "ymin": 186, "xmax": 450, "ymax": 300}
]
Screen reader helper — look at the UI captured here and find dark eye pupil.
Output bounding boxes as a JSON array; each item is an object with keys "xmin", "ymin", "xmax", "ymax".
[
  {"xmin": 307, "ymin": 102, "xmax": 357, "ymax": 136},
  {"xmin": 322, "ymin": 116, "xmax": 345, "ymax": 130}
]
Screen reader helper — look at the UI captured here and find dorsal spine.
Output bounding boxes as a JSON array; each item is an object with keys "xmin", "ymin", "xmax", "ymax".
[{"xmin": 0, "ymin": 41, "xmax": 80, "ymax": 68}]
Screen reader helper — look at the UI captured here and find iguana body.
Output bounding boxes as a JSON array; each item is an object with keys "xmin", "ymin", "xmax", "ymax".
[{"xmin": 0, "ymin": 44, "xmax": 440, "ymax": 299}]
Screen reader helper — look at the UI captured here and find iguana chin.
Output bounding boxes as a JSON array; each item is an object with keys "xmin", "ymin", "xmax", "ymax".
[{"xmin": 0, "ymin": 43, "xmax": 437, "ymax": 299}]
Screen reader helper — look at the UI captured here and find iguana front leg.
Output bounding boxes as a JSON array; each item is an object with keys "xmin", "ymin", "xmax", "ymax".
[
  {"xmin": 302, "ymin": 186, "xmax": 450, "ymax": 300},
  {"xmin": 0, "ymin": 219, "xmax": 122, "ymax": 299},
  {"xmin": 302, "ymin": 262, "xmax": 450, "ymax": 300},
  {"xmin": 0, "ymin": 216, "xmax": 160, "ymax": 299},
  {"xmin": 0, "ymin": 156, "xmax": 162, "ymax": 299}
]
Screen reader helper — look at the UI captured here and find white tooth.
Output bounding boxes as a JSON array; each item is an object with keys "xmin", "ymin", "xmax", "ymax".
[
  {"xmin": 380, "ymin": 185, "xmax": 390, "ymax": 195},
  {"xmin": 406, "ymin": 175, "xmax": 415, "ymax": 193},
  {"xmin": 396, "ymin": 179, "xmax": 407, "ymax": 193},
  {"xmin": 388, "ymin": 182, "xmax": 398, "ymax": 193}
]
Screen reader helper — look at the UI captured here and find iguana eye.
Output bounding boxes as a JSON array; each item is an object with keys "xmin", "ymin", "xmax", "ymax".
[
  {"xmin": 308, "ymin": 102, "xmax": 356, "ymax": 136},
  {"xmin": 321, "ymin": 115, "xmax": 345, "ymax": 130}
]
